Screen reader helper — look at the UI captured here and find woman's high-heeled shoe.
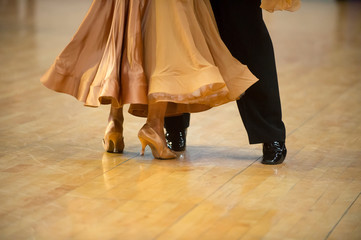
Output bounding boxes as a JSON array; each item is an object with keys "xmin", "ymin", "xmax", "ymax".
[
  {"xmin": 103, "ymin": 107, "xmax": 124, "ymax": 153},
  {"xmin": 138, "ymin": 124, "xmax": 177, "ymax": 159},
  {"xmin": 103, "ymin": 132, "xmax": 124, "ymax": 153}
]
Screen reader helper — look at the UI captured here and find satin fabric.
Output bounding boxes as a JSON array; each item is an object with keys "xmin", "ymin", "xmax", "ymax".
[
  {"xmin": 261, "ymin": 0, "xmax": 301, "ymax": 13},
  {"xmin": 41, "ymin": 0, "xmax": 260, "ymax": 117}
]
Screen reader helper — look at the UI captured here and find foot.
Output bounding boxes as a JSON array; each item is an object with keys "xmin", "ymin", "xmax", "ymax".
[
  {"xmin": 262, "ymin": 141, "xmax": 287, "ymax": 165},
  {"xmin": 103, "ymin": 130, "xmax": 124, "ymax": 153},
  {"xmin": 103, "ymin": 107, "xmax": 124, "ymax": 153},
  {"xmin": 138, "ymin": 124, "xmax": 177, "ymax": 159},
  {"xmin": 165, "ymin": 129, "xmax": 187, "ymax": 151}
]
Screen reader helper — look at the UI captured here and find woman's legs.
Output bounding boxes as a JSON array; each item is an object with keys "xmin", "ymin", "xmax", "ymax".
[
  {"xmin": 146, "ymin": 102, "xmax": 167, "ymax": 141},
  {"xmin": 103, "ymin": 103, "xmax": 175, "ymax": 159}
]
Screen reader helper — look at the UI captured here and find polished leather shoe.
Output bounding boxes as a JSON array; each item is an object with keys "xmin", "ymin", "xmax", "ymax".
[
  {"xmin": 262, "ymin": 141, "xmax": 287, "ymax": 165},
  {"xmin": 165, "ymin": 129, "xmax": 187, "ymax": 151}
]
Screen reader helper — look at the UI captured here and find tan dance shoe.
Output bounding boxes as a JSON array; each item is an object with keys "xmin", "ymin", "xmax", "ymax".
[
  {"xmin": 103, "ymin": 107, "xmax": 124, "ymax": 153},
  {"xmin": 138, "ymin": 123, "xmax": 176, "ymax": 159}
]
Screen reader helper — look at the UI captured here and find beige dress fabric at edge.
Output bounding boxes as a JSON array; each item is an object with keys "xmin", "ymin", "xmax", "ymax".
[{"xmin": 261, "ymin": 0, "xmax": 301, "ymax": 12}]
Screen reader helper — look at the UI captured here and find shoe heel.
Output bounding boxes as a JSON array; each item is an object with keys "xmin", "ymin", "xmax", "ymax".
[
  {"xmin": 103, "ymin": 132, "xmax": 124, "ymax": 153},
  {"xmin": 138, "ymin": 137, "xmax": 147, "ymax": 156}
]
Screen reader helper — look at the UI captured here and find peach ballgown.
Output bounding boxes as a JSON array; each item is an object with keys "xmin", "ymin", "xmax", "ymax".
[
  {"xmin": 41, "ymin": 0, "xmax": 258, "ymax": 117},
  {"xmin": 41, "ymin": 0, "xmax": 301, "ymax": 116}
]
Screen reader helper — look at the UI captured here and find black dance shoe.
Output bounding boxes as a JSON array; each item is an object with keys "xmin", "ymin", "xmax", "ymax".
[
  {"xmin": 165, "ymin": 129, "xmax": 187, "ymax": 151},
  {"xmin": 262, "ymin": 141, "xmax": 287, "ymax": 165}
]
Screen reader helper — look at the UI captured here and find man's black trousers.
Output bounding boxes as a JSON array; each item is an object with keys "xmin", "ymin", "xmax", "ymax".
[{"xmin": 164, "ymin": 0, "xmax": 286, "ymax": 144}]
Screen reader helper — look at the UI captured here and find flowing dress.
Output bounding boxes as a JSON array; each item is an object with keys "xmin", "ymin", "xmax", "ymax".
[
  {"xmin": 41, "ymin": 0, "xmax": 299, "ymax": 117},
  {"xmin": 261, "ymin": 0, "xmax": 301, "ymax": 12}
]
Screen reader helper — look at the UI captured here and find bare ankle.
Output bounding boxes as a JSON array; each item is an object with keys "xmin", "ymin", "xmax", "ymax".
[
  {"xmin": 106, "ymin": 107, "xmax": 123, "ymax": 133},
  {"xmin": 146, "ymin": 121, "xmax": 163, "ymax": 136}
]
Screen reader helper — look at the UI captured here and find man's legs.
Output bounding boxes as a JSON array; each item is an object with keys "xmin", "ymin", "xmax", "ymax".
[
  {"xmin": 165, "ymin": 0, "xmax": 287, "ymax": 164},
  {"xmin": 164, "ymin": 113, "xmax": 190, "ymax": 151},
  {"xmin": 210, "ymin": 0, "xmax": 285, "ymax": 144},
  {"xmin": 211, "ymin": 0, "xmax": 287, "ymax": 164}
]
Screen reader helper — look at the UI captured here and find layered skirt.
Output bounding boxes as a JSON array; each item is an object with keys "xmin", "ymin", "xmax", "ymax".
[{"xmin": 41, "ymin": 0, "xmax": 298, "ymax": 117}]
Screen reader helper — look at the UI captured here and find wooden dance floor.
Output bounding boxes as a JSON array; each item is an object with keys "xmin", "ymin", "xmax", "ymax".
[{"xmin": 0, "ymin": 0, "xmax": 360, "ymax": 239}]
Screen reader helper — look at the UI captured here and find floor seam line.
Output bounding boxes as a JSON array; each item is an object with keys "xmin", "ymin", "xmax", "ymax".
[
  {"xmin": 287, "ymin": 81, "xmax": 359, "ymax": 137},
  {"xmin": 325, "ymin": 191, "xmax": 361, "ymax": 239}
]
